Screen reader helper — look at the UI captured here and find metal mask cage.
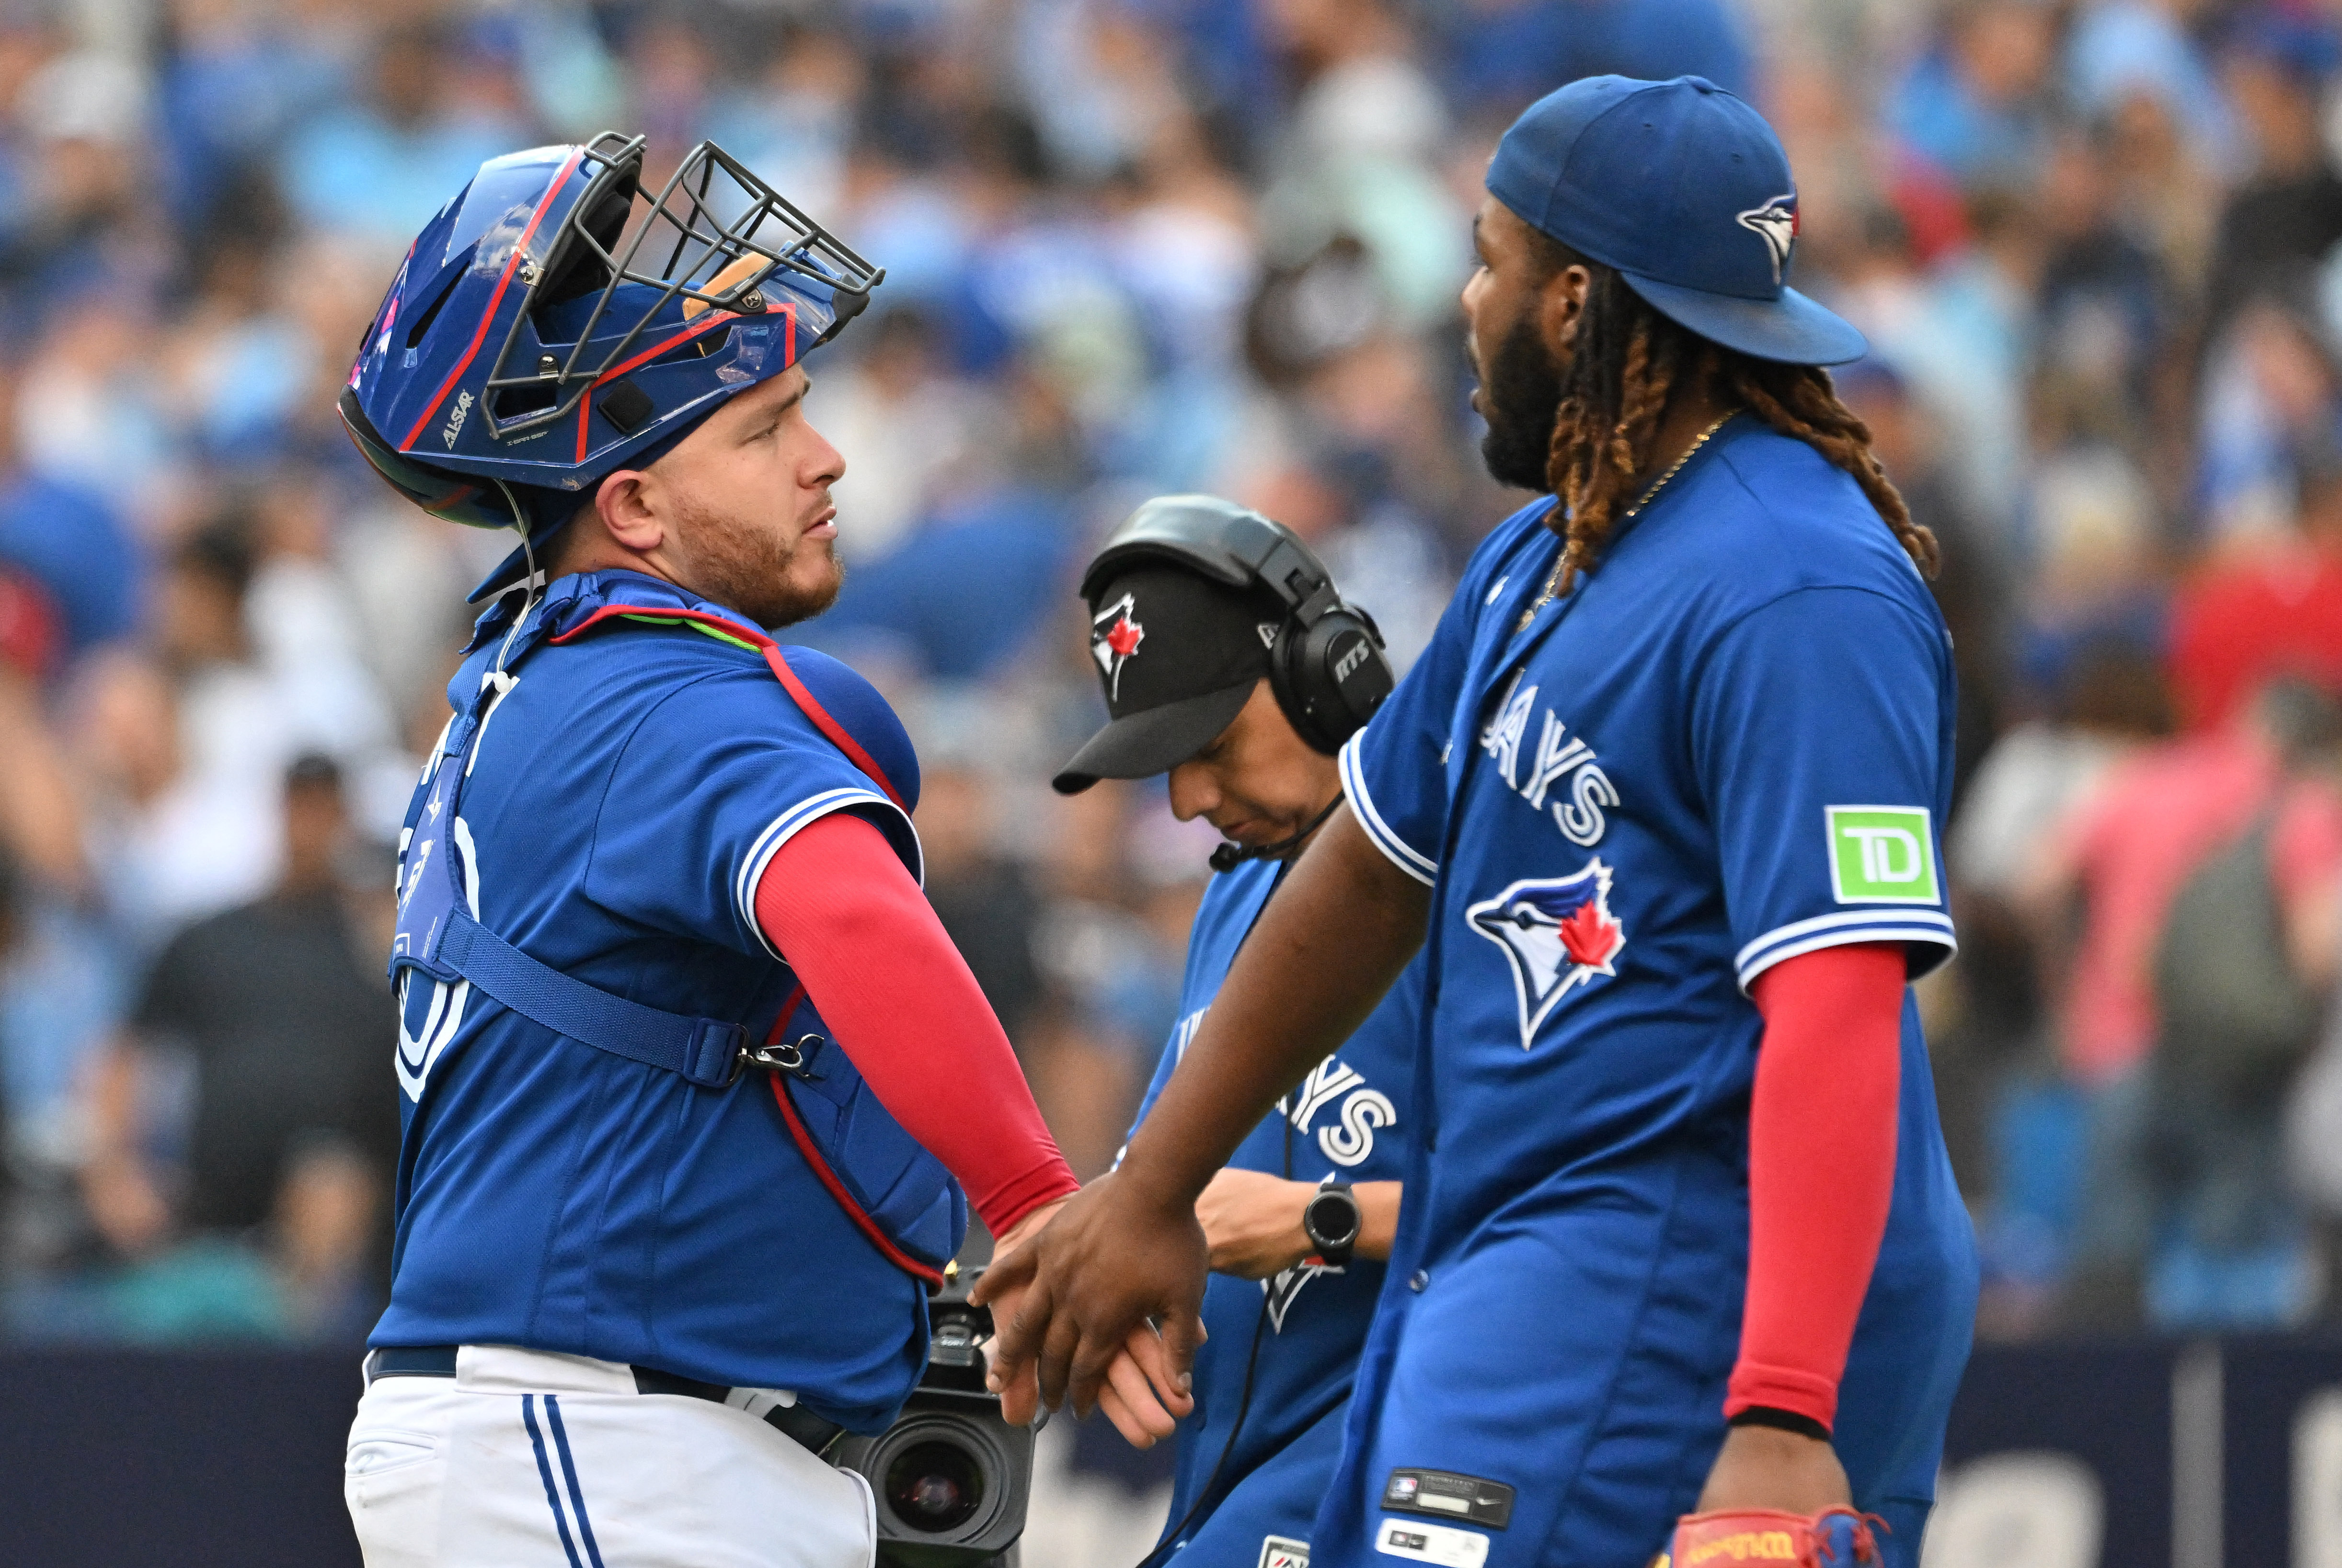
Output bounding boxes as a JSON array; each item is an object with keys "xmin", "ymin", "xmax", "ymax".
[{"xmin": 479, "ymin": 131, "xmax": 884, "ymax": 442}]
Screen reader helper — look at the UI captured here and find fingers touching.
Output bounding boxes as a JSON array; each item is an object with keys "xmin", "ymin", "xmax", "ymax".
[
  {"xmin": 1124, "ymin": 1319, "xmax": 1197, "ymax": 1408},
  {"xmin": 994, "ymin": 1357, "xmax": 1039, "ymax": 1429},
  {"xmin": 1159, "ymin": 1308, "xmax": 1206, "ymax": 1390},
  {"xmin": 1099, "ymin": 1352, "xmax": 1181, "ymax": 1447}
]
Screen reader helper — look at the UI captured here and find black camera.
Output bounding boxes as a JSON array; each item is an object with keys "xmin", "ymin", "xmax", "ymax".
[{"xmin": 833, "ymin": 1269, "xmax": 1036, "ymax": 1568}]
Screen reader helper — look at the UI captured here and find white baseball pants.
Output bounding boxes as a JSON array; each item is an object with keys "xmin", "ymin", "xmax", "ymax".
[{"xmin": 344, "ymin": 1345, "xmax": 877, "ymax": 1568}]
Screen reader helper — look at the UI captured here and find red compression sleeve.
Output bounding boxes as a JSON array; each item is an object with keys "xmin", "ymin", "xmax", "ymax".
[
  {"xmin": 755, "ymin": 811, "xmax": 1078, "ymax": 1238},
  {"xmin": 1726, "ymin": 942, "xmax": 1906, "ymax": 1433}
]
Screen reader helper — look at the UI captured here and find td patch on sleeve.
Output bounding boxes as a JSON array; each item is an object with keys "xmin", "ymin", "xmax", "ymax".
[{"xmin": 1825, "ymin": 805, "xmax": 1938, "ymax": 904}]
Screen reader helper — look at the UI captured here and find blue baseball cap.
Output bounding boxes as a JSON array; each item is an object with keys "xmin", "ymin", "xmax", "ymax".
[{"xmin": 1487, "ymin": 74, "xmax": 1866, "ymax": 366}]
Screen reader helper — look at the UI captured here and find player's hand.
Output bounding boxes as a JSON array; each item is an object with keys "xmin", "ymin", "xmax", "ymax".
[
  {"xmin": 1692, "ymin": 1425, "xmax": 1853, "ymax": 1516},
  {"xmin": 973, "ymin": 1166, "xmax": 1210, "ymax": 1422},
  {"xmin": 981, "ymin": 1193, "xmax": 1195, "ymax": 1445},
  {"xmin": 1194, "ymin": 1168, "xmax": 1316, "ymax": 1280},
  {"xmin": 981, "ymin": 1196, "xmax": 1070, "ymax": 1429},
  {"xmin": 1092, "ymin": 1325, "xmax": 1192, "ymax": 1449}
]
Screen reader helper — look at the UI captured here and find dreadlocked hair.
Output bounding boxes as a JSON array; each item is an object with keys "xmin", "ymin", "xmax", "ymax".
[{"xmin": 1535, "ymin": 240, "xmax": 1938, "ymax": 593}]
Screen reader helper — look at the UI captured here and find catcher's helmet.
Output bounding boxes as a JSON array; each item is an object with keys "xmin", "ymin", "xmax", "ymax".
[{"xmin": 339, "ymin": 132, "xmax": 881, "ymax": 572}]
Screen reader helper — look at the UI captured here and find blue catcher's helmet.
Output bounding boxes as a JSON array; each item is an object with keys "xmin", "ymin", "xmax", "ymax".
[{"xmin": 339, "ymin": 132, "xmax": 881, "ymax": 584}]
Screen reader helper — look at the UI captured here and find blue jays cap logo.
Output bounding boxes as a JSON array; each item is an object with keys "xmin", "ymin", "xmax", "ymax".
[
  {"xmin": 1735, "ymin": 192, "xmax": 1798, "ymax": 288},
  {"xmin": 1091, "ymin": 591, "xmax": 1145, "ymax": 700},
  {"xmin": 1467, "ymin": 858, "xmax": 1626, "ymax": 1050}
]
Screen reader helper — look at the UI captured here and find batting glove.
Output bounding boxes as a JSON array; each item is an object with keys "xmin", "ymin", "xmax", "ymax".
[{"xmin": 1659, "ymin": 1505, "xmax": 1883, "ymax": 1568}]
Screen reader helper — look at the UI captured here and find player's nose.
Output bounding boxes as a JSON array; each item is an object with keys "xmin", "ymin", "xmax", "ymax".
[
  {"xmin": 801, "ymin": 421, "xmax": 846, "ymax": 488},
  {"xmin": 1460, "ymin": 260, "xmax": 1492, "ymax": 323},
  {"xmin": 1166, "ymin": 761, "xmax": 1217, "ymax": 821}
]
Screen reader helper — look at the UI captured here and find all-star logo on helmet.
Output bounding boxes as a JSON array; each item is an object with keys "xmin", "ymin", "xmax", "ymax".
[
  {"xmin": 1091, "ymin": 592, "xmax": 1145, "ymax": 699},
  {"xmin": 1735, "ymin": 192, "xmax": 1799, "ymax": 287},
  {"xmin": 338, "ymin": 129, "xmax": 883, "ymax": 600},
  {"xmin": 441, "ymin": 389, "xmax": 473, "ymax": 450}
]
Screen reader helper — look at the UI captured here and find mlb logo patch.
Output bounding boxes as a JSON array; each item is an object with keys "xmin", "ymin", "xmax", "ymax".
[
  {"xmin": 1376, "ymin": 1518, "xmax": 1489, "ymax": 1566},
  {"xmin": 1260, "ymin": 1536, "xmax": 1310, "ymax": 1568},
  {"xmin": 1825, "ymin": 805, "xmax": 1939, "ymax": 904}
]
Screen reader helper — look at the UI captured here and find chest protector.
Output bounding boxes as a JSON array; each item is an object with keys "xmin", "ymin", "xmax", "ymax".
[{"xmin": 390, "ymin": 599, "xmax": 965, "ymax": 1283}]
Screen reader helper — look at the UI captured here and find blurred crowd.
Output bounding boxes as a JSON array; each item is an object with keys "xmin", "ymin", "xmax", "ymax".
[{"xmin": 0, "ymin": 0, "xmax": 2336, "ymax": 1405}]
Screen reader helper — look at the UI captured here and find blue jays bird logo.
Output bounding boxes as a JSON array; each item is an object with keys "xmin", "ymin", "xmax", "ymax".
[
  {"xmin": 1091, "ymin": 591, "xmax": 1145, "ymax": 700},
  {"xmin": 1467, "ymin": 859, "xmax": 1626, "ymax": 1050},
  {"xmin": 1735, "ymin": 193, "xmax": 1799, "ymax": 287}
]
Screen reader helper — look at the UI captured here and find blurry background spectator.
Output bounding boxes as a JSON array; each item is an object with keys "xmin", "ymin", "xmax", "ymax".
[
  {"xmin": 72, "ymin": 753, "xmax": 395, "ymax": 1345},
  {"xmin": 2134, "ymin": 680, "xmax": 2342, "ymax": 1329}
]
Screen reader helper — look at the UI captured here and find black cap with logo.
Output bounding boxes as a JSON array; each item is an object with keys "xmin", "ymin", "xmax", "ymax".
[{"xmin": 1052, "ymin": 564, "xmax": 1286, "ymax": 795}]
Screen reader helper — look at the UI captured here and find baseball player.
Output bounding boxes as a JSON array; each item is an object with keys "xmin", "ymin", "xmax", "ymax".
[
  {"xmin": 980, "ymin": 76, "xmax": 1979, "ymax": 1568},
  {"xmin": 335, "ymin": 134, "xmax": 1179, "ymax": 1566},
  {"xmin": 1053, "ymin": 495, "xmax": 1414, "ymax": 1567}
]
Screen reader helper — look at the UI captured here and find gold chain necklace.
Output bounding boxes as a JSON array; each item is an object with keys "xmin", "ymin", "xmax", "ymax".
[{"xmin": 1515, "ymin": 410, "xmax": 1738, "ymax": 634}]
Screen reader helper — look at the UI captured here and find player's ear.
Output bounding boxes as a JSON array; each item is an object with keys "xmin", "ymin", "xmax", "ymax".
[
  {"xmin": 1538, "ymin": 262, "xmax": 1592, "ymax": 357},
  {"xmin": 592, "ymin": 468, "xmax": 664, "ymax": 554}
]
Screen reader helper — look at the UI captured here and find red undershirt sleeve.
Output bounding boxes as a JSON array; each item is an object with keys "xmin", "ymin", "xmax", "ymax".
[
  {"xmin": 754, "ymin": 811, "xmax": 1079, "ymax": 1239},
  {"xmin": 1725, "ymin": 941, "xmax": 1906, "ymax": 1434}
]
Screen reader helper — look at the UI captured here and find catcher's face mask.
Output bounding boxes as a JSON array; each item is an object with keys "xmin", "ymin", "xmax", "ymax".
[{"xmin": 342, "ymin": 131, "xmax": 882, "ymax": 534}]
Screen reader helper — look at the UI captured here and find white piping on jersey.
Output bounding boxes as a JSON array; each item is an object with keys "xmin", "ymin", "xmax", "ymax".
[
  {"xmin": 1735, "ymin": 915, "xmax": 1958, "ymax": 994},
  {"xmin": 1339, "ymin": 731, "xmax": 1435, "ymax": 886},
  {"xmin": 734, "ymin": 789, "xmax": 921, "ymax": 963},
  {"xmin": 421, "ymin": 713, "xmax": 454, "ymax": 787},
  {"xmin": 1734, "ymin": 906, "xmax": 1953, "ymax": 975},
  {"xmin": 465, "ymin": 669, "xmax": 520, "ymax": 777}
]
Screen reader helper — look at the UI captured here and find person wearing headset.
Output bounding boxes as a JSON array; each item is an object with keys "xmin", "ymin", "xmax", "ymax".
[{"xmin": 1052, "ymin": 494, "xmax": 1418, "ymax": 1568}]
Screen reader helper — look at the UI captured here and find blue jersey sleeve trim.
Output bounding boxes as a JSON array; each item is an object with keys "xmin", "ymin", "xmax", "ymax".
[
  {"xmin": 734, "ymin": 788, "xmax": 923, "ymax": 961},
  {"xmin": 1735, "ymin": 908, "xmax": 1957, "ymax": 992},
  {"xmin": 1338, "ymin": 731, "xmax": 1435, "ymax": 886}
]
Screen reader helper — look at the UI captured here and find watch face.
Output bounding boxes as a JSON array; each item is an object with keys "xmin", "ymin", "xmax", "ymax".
[{"xmin": 1307, "ymin": 1189, "xmax": 1361, "ymax": 1248}]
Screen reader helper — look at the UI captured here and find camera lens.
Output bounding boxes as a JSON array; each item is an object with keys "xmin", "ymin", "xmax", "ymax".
[{"xmin": 884, "ymin": 1440, "xmax": 986, "ymax": 1534}]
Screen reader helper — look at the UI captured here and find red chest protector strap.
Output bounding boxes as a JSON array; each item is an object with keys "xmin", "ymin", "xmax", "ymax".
[
  {"xmin": 759, "ymin": 981, "xmax": 944, "ymax": 1284},
  {"xmin": 551, "ymin": 605, "xmax": 905, "ymax": 803}
]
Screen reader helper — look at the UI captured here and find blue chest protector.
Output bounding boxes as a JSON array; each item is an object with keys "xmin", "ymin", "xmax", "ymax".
[{"xmin": 388, "ymin": 590, "xmax": 965, "ymax": 1279}]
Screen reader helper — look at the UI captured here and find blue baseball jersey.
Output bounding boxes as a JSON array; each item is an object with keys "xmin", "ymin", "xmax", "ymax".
[
  {"xmin": 1320, "ymin": 418, "xmax": 1978, "ymax": 1568},
  {"xmin": 374, "ymin": 569, "xmax": 946, "ymax": 1434},
  {"xmin": 1128, "ymin": 856, "xmax": 1421, "ymax": 1567}
]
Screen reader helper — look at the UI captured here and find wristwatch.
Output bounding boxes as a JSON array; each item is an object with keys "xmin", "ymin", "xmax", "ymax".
[{"xmin": 1302, "ymin": 1182, "xmax": 1363, "ymax": 1268}]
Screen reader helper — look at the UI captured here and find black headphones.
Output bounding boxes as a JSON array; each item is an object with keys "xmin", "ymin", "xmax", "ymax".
[{"xmin": 1080, "ymin": 494, "xmax": 1395, "ymax": 756}]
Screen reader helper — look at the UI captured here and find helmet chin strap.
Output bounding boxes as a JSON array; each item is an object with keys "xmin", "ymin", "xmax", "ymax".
[{"xmin": 491, "ymin": 479, "xmax": 542, "ymax": 677}]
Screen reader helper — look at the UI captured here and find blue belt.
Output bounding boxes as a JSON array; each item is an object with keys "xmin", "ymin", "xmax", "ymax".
[{"xmin": 365, "ymin": 1345, "xmax": 846, "ymax": 1458}]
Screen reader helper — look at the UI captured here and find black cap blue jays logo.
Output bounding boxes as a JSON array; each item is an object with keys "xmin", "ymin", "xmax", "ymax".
[
  {"xmin": 1467, "ymin": 858, "xmax": 1626, "ymax": 1050},
  {"xmin": 1091, "ymin": 591, "xmax": 1145, "ymax": 700},
  {"xmin": 1735, "ymin": 192, "xmax": 1799, "ymax": 288}
]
